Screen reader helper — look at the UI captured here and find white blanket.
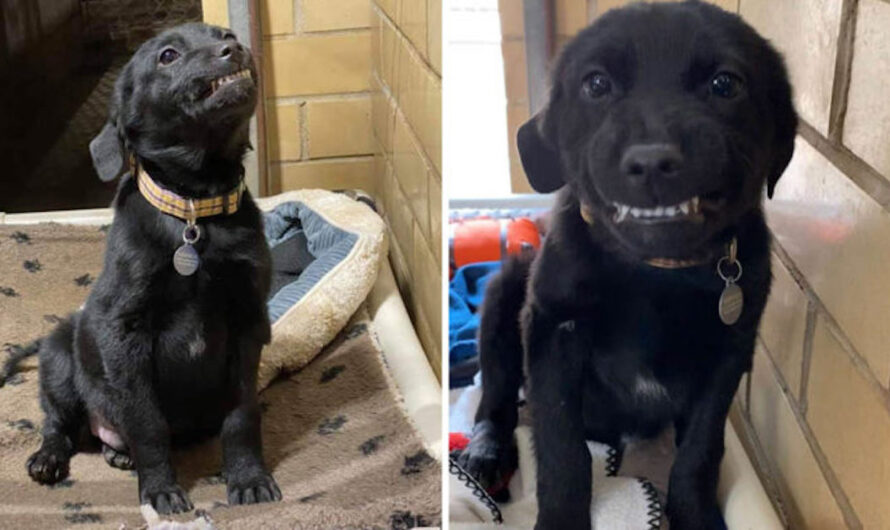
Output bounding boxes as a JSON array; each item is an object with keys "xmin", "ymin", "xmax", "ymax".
[{"xmin": 449, "ymin": 379, "xmax": 666, "ymax": 529}]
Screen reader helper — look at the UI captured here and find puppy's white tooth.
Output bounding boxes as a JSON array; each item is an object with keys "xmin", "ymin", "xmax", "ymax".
[
  {"xmin": 679, "ymin": 203, "xmax": 689, "ymax": 214},
  {"xmin": 630, "ymin": 208, "xmax": 641, "ymax": 217},
  {"xmin": 654, "ymin": 206, "xmax": 665, "ymax": 216},
  {"xmin": 614, "ymin": 208, "xmax": 628, "ymax": 223},
  {"xmin": 691, "ymin": 196, "xmax": 700, "ymax": 212},
  {"xmin": 665, "ymin": 206, "xmax": 677, "ymax": 216}
]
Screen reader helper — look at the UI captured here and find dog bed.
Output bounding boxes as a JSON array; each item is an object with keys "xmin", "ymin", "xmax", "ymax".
[
  {"xmin": 0, "ymin": 192, "xmax": 440, "ymax": 529},
  {"xmin": 257, "ymin": 190, "xmax": 387, "ymax": 389}
]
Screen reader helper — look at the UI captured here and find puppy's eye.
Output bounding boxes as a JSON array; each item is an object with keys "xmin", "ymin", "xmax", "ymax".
[
  {"xmin": 710, "ymin": 72, "xmax": 743, "ymax": 98},
  {"xmin": 223, "ymin": 32, "xmax": 236, "ymax": 40},
  {"xmin": 158, "ymin": 48, "xmax": 181, "ymax": 66},
  {"xmin": 582, "ymin": 73, "xmax": 612, "ymax": 99}
]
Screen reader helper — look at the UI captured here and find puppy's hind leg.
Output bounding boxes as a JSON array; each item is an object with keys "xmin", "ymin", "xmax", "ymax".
[
  {"xmin": 27, "ymin": 317, "xmax": 86, "ymax": 485},
  {"xmin": 457, "ymin": 252, "xmax": 533, "ymax": 494}
]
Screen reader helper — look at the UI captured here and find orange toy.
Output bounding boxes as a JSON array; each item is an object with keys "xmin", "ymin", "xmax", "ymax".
[{"xmin": 450, "ymin": 218, "xmax": 541, "ymax": 271}]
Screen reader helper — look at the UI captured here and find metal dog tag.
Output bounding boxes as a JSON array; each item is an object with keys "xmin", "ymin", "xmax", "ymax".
[
  {"xmin": 716, "ymin": 240, "xmax": 743, "ymax": 326},
  {"xmin": 718, "ymin": 281, "xmax": 744, "ymax": 325},
  {"xmin": 173, "ymin": 243, "xmax": 200, "ymax": 276},
  {"xmin": 173, "ymin": 222, "xmax": 201, "ymax": 276}
]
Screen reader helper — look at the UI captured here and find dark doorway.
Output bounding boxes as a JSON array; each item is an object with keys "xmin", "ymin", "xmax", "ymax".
[{"xmin": 0, "ymin": 0, "xmax": 202, "ymax": 214}]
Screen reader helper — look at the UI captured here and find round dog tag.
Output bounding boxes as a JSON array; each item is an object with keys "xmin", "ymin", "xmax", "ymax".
[
  {"xmin": 718, "ymin": 282, "xmax": 744, "ymax": 325},
  {"xmin": 173, "ymin": 244, "xmax": 200, "ymax": 276}
]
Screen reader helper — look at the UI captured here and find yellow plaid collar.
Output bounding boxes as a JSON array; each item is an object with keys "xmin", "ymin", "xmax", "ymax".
[{"xmin": 137, "ymin": 167, "xmax": 244, "ymax": 221}]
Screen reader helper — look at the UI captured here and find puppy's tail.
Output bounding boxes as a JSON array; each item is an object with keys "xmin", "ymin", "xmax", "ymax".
[{"xmin": 0, "ymin": 340, "xmax": 40, "ymax": 387}]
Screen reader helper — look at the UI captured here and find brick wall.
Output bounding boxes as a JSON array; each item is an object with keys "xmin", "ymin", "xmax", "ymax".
[
  {"xmin": 202, "ymin": 1, "xmax": 442, "ymax": 377},
  {"xmin": 734, "ymin": 1, "xmax": 890, "ymax": 528},
  {"xmin": 499, "ymin": 0, "xmax": 890, "ymax": 527},
  {"xmin": 256, "ymin": 0, "xmax": 375, "ymax": 194},
  {"xmin": 371, "ymin": 0, "xmax": 443, "ymax": 378}
]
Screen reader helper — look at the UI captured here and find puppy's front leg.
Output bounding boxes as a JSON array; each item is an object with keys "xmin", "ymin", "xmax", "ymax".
[
  {"xmin": 111, "ymin": 376, "xmax": 192, "ymax": 514},
  {"xmin": 525, "ymin": 306, "xmax": 591, "ymax": 530},
  {"xmin": 125, "ymin": 394, "xmax": 191, "ymax": 513},
  {"xmin": 666, "ymin": 357, "xmax": 747, "ymax": 530},
  {"xmin": 222, "ymin": 335, "xmax": 281, "ymax": 505}
]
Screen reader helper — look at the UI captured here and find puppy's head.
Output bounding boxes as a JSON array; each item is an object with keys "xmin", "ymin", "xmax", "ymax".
[
  {"xmin": 90, "ymin": 23, "xmax": 258, "ymax": 185},
  {"xmin": 519, "ymin": 2, "xmax": 797, "ymax": 260}
]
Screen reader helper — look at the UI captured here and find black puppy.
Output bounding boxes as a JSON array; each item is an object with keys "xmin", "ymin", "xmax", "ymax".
[
  {"xmin": 24, "ymin": 23, "xmax": 280, "ymax": 513},
  {"xmin": 458, "ymin": 3, "xmax": 796, "ymax": 529}
]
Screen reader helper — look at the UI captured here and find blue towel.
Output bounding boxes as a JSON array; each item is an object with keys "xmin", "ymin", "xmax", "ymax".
[{"xmin": 449, "ymin": 261, "xmax": 502, "ymax": 369}]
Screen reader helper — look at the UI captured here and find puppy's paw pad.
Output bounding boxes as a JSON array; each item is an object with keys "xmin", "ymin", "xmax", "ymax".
[
  {"xmin": 141, "ymin": 485, "xmax": 193, "ymax": 514},
  {"xmin": 227, "ymin": 472, "xmax": 282, "ymax": 505},
  {"xmin": 26, "ymin": 449, "xmax": 70, "ymax": 485},
  {"xmin": 101, "ymin": 444, "xmax": 134, "ymax": 470}
]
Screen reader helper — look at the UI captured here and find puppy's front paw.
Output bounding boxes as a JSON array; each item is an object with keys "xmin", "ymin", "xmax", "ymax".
[
  {"xmin": 227, "ymin": 470, "xmax": 282, "ymax": 505},
  {"xmin": 455, "ymin": 421, "xmax": 518, "ymax": 493},
  {"xmin": 26, "ymin": 448, "xmax": 70, "ymax": 485},
  {"xmin": 140, "ymin": 484, "xmax": 193, "ymax": 514}
]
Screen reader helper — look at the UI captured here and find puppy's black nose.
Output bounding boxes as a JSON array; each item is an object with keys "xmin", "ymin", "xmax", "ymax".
[{"xmin": 620, "ymin": 143, "xmax": 684, "ymax": 184}]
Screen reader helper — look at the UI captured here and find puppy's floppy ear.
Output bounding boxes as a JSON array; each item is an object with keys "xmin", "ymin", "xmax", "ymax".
[
  {"xmin": 90, "ymin": 71, "xmax": 130, "ymax": 182},
  {"xmin": 90, "ymin": 121, "xmax": 127, "ymax": 182},
  {"xmin": 517, "ymin": 112, "xmax": 565, "ymax": 193},
  {"xmin": 765, "ymin": 68, "xmax": 798, "ymax": 199}
]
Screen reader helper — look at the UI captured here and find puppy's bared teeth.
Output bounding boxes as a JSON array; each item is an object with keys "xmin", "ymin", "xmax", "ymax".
[
  {"xmin": 691, "ymin": 196, "xmax": 700, "ymax": 214},
  {"xmin": 613, "ymin": 204, "xmax": 630, "ymax": 223}
]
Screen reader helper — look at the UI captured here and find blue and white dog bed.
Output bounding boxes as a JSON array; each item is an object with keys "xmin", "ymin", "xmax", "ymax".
[{"xmin": 256, "ymin": 190, "xmax": 387, "ymax": 389}]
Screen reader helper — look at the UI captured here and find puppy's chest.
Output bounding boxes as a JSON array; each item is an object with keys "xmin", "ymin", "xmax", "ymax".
[{"xmin": 573, "ymin": 285, "xmax": 726, "ymax": 394}]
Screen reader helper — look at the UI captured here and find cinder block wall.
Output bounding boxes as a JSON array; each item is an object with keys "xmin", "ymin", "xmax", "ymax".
[
  {"xmin": 204, "ymin": 0, "xmax": 375, "ymax": 193},
  {"xmin": 259, "ymin": 0, "xmax": 375, "ymax": 194},
  {"xmin": 500, "ymin": 0, "xmax": 890, "ymax": 527},
  {"xmin": 733, "ymin": 1, "xmax": 890, "ymax": 528},
  {"xmin": 201, "ymin": 1, "xmax": 442, "ymax": 377},
  {"xmin": 371, "ymin": 0, "xmax": 443, "ymax": 377}
]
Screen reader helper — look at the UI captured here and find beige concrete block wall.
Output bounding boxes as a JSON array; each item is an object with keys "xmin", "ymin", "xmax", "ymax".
[
  {"xmin": 260, "ymin": 0, "xmax": 374, "ymax": 194},
  {"xmin": 736, "ymin": 1, "xmax": 890, "ymax": 527},
  {"xmin": 371, "ymin": 0, "xmax": 443, "ymax": 378},
  {"xmin": 498, "ymin": 0, "xmax": 890, "ymax": 527},
  {"xmin": 202, "ymin": 1, "xmax": 442, "ymax": 377},
  {"xmin": 202, "ymin": 0, "xmax": 375, "ymax": 193}
]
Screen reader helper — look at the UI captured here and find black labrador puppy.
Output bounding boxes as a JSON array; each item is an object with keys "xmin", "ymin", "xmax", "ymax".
[
  {"xmin": 24, "ymin": 23, "xmax": 280, "ymax": 513},
  {"xmin": 457, "ymin": 3, "xmax": 796, "ymax": 529}
]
